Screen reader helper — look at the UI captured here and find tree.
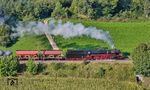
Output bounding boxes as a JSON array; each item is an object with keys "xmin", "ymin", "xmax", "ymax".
[
  {"xmin": 0, "ymin": 24, "xmax": 12, "ymax": 47},
  {"xmin": 26, "ymin": 58, "xmax": 38, "ymax": 75},
  {"xmin": 131, "ymin": 43, "xmax": 150, "ymax": 77},
  {"xmin": 51, "ymin": 1, "xmax": 66, "ymax": 18},
  {"xmin": 144, "ymin": 0, "xmax": 150, "ymax": 17},
  {"xmin": 130, "ymin": 0, "xmax": 144, "ymax": 18},
  {"xmin": 0, "ymin": 0, "xmax": 149, "ymax": 20},
  {"xmin": 0, "ymin": 56, "xmax": 19, "ymax": 77},
  {"xmin": 99, "ymin": 0, "xmax": 119, "ymax": 17},
  {"xmin": 70, "ymin": 0, "xmax": 79, "ymax": 16}
]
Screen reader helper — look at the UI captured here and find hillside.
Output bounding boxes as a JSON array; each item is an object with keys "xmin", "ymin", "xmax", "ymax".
[
  {"xmin": 0, "ymin": 35, "xmax": 51, "ymax": 54},
  {"xmin": 0, "ymin": 20, "xmax": 150, "ymax": 54},
  {"xmin": 67, "ymin": 20, "xmax": 150, "ymax": 53}
]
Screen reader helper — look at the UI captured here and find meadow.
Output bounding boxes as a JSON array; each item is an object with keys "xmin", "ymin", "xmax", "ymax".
[
  {"xmin": 0, "ymin": 20, "xmax": 150, "ymax": 54},
  {"xmin": 0, "ymin": 35, "xmax": 51, "ymax": 54},
  {"xmin": 63, "ymin": 19, "xmax": 150, "ymax": 53},
  {"xmin": 0, "ymin": 77, "xmax": 142, "ymax": 90}
]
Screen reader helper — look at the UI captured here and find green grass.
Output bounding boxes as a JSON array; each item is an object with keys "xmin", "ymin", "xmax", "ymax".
[
  {"xmin": 1, "ymin": 20, "xmax": 150, "ymax": 54},
  {"xmin": 0, "ymin": 35, "xmax": 51, "ymax": 54},
  {"xmin": 0, "ymin": 77, "xmax": 142, "ymax": 90},
  {"xmin": 0, "ymin": 62, "xmax": 144, "ymax": 90},
  {"xmin": 55, "ymin": 35, "xmax": 109, "ymax": 52},
  {"xmin": 64, "ymin": 19, "xmax": 150, "ymax": 53}
]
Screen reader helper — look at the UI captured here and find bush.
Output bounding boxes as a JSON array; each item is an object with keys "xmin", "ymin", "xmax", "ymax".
[
  {"xmin": 0, "ymin": 24, "xmax": 12, "ymax": 47},
  {"xmin": 0, "ymin": 56, "xmax": 19, "ymax": 77},
  {"xmin": 131, "ymin": 43, "xmax": 150, "ymax": 77},
  {"xmin": 37, "ymin": 63, "xmax": 47, "ymax": 73},
  {"xmin": 98, "ymin": 67, "xmax": 106, "ymax": 78},
  {"xmin": 26, "ymin": 58, "xmax": 38, "ymax": 75}
]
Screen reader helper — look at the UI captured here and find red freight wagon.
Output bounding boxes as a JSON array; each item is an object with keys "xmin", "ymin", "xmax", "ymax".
[{"xmin": 16, "ymin": 50, "xmax": 63, "ymax": 60}]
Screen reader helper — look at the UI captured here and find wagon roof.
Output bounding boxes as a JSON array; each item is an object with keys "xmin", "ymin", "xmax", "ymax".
[{"xmin": 16, "ymin": 50, "xmax": 62, "ymax": 55}]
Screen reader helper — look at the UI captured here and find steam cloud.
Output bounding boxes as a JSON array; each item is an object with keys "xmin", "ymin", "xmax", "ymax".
[{"xmin": 12, "ymin": 19, "xmax": 115, "ymax": 48}]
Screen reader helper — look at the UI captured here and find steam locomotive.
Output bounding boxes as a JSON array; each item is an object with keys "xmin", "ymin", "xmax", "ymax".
[{"xmin": 0, "ymin": 49, "xmax": 123, "ymax": 60}]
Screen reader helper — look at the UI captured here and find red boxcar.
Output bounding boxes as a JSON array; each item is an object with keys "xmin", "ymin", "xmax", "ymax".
[{"xmin": 16, "ymin": 50, "xmax": 63, "ymax": 60}]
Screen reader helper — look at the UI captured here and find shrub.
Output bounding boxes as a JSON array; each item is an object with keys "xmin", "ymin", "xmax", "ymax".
[
  {"xmin": 37, "ymin": 63, "xmax": 47, "ymax": 73},
  {"xmin": 0, "ymin": 56, "xmax": 19, "ymax": 77},
  {"xmin": 0, "ymin": 24, "xmax": 12, "ymax": 47},
  {"xmin": 26, "ymin": 58, "xmax": 38, "ymax": 75},
  {"xmin": 131, "ymin": 43, "xmax": 150, "ymax": 77},
  {"xmin": 98, "ymin": 67, "xmax": 106, "ymax": 78}
]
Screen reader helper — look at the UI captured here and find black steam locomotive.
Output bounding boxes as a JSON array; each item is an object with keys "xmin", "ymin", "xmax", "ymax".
[{"xmin": 66, "ymin": 49, "xmax": 123, "ymax": 60}]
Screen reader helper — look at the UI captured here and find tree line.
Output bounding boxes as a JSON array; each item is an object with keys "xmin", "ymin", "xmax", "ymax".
[{"xmin": 0, "ymin": 0, "xmax": 150, "ymax": 21}]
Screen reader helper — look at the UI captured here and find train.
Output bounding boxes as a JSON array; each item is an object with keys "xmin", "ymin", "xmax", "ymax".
[{"xmin": 0, "ymin": 49, "xmax": 124, "ymax": 60}]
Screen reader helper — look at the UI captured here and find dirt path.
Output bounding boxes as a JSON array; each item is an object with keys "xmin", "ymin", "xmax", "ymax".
[{"xmin": 45, "ymin": 33, "xmax": 59, "ymax": 50}]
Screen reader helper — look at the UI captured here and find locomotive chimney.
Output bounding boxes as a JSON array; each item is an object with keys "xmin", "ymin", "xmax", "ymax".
[{"xmin": 44, "ymin": 19, "xmax": 59, "ymax": 50}]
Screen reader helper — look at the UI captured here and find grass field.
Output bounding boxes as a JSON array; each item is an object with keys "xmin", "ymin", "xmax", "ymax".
[
  {"xmin": 0, "ymin": 20, "xmax": 150, "ymax": 54},
  {"xmin": 0, "ymin": 77, "xmax": 142, "ymax": 90},
  {"xmin": 64, "ymin": 19, "xmax": 150, "ymax": 53},
  {"xmin": 0, "ymin": 35, "xmax": 51, "ymax": 54}
]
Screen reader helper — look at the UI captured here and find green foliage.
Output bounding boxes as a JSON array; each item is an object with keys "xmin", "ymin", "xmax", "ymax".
[
  {"xmin": 51, "ymin": 1, "xmax": 67, "ymax": 18},
  {"xmin": 144, "ymin": 0, "xmax": 150, "ymax": 17},
  {"xmin": 42, "ymin": 62, "xmax": 135, "ymax": 81},
  {"xmin": 0, "ymin": 56, "xmax": 19, "ymax": 77},
  {"xmin": 37, "ymin": 63, "xmax": 47, "ymax": 73},
  {"xmin": 0, "ymin": 0, "xmax": 150, "ymax": 20},
  {"xmin": 0, "ymin": 24, "xmax": 12, "ymax": 47},
  {"xmin": 131, "ymin": 43, "xmax": 150, "ymax": 77},
  {"xmin": 26, "ymin": 58, "xmax": 38, "ymax": 75}
]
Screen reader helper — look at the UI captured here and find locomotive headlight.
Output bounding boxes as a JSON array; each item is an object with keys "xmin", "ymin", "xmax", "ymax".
[{"xmin": 88, "ymin": 51, "xmax": 91, "ymax": 54}]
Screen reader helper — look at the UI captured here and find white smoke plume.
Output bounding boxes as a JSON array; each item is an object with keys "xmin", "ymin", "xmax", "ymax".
[{"xmin": 13, "ymin": 19, "xmax": 115, "ymax": 48}]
